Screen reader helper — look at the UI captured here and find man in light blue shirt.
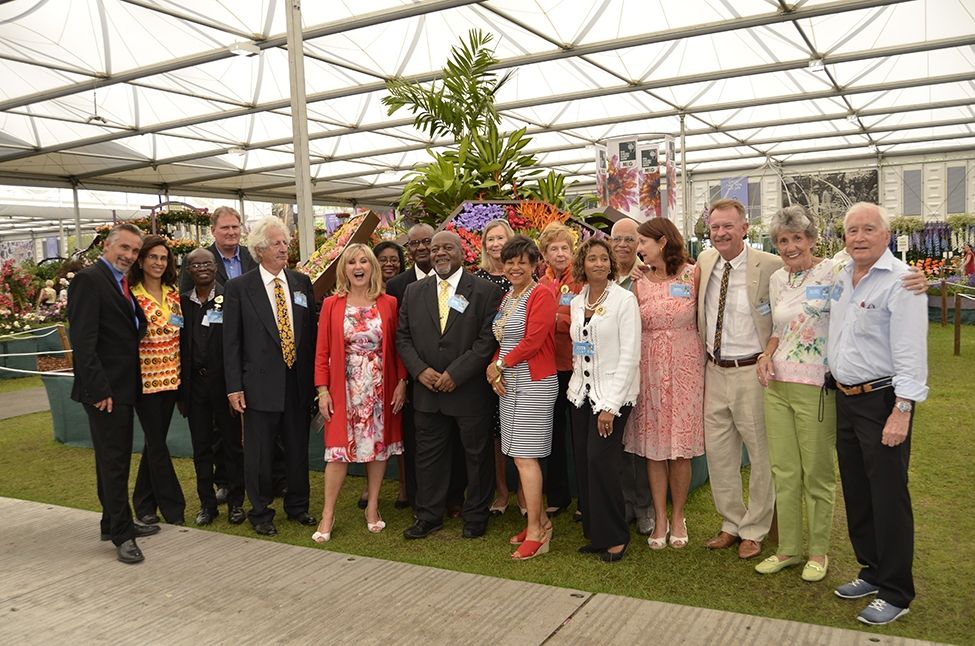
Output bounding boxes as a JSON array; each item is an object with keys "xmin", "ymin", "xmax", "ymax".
[{"xmin": 827, "ymin": 202, "xmax": 928, "ymax": 627}]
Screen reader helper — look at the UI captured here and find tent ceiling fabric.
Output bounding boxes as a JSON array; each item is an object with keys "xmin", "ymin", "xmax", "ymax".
[{"xmin": 0, "ymin": 0, "xmax": 974, "ymax": 208}]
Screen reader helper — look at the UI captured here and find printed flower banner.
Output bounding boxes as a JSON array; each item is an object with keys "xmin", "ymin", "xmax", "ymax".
[{"xmin": 597, "ymin": 135, "xmax": 676, "ymax": 221}]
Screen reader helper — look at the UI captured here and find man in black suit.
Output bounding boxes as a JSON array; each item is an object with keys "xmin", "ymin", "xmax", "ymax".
[
  {"xmin": 68, "ymin": 223, "xmax": 158, "ymax": 564},
  {"xmin": 223, "ymin": 217, "xmax": 317, "ymax": 536},
  {"xmin": 397, "ymin": 231, "xmax": 503, "ymax": 539},
  {"xmin": 179, "ymin": 248, "xmax": 245, "ymax": 527}
]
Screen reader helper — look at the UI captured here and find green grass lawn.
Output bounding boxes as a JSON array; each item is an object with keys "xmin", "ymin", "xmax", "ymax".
[
  {"xmin": 1, "ymin": 325, "xmax": 972, "ymax": 644},
  {"xmin": 0, "ymin": 375, "xmax": 41, "ymax": 394}
]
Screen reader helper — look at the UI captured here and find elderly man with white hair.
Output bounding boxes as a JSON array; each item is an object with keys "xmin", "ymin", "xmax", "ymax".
[
  {"xmin": 828, "ymin": 202, "xmax": 928, "ymax": 626},
  {"xmin": 223, "ymin": 216, "xmax": 318, "ymax": 537}
]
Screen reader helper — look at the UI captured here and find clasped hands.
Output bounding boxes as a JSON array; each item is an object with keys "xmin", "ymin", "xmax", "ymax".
[
  {"xmin": 418, "ymin": 367, "xmax": 457, "ymax": 393},
  {"xmin": 485, "ymin": 362, "xmax": 506, "ymax": 397}
]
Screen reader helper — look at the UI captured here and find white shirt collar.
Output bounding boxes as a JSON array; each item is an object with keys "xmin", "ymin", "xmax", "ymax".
[
  {"xmin": 414, "ymin": 264, "xmax": 433, "ymax": 281},
  {"xmin": 718, "ymin": 244, "xmax": 748, "ymax": 271},
  {"xmin": 437, "ymin": 267, "xmax": 464, "ymax": 289},
  {"xmin": 259, "ymin": 264, "xmax": 287, "ymax": 286}
]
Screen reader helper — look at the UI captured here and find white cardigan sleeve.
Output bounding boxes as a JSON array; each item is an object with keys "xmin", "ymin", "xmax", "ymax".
[{"xmin": 597, "ymin": 288, "xmax": 641, "ymax": 415}]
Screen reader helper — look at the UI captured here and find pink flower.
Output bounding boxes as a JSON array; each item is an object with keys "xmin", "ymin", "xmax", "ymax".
[{"xmin": 800, "ymin": 326, "xmax": 816, "ymax": 343}]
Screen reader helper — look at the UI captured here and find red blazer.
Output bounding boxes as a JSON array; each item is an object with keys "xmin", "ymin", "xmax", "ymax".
[
  {"xmin": 539, "ymin": 266, "xmax": 581, "ymax": 371},
  {"xmin": 493, "ymin": 285, "xmax": 557, "ymax": 381},
  {"xmin": 314, "ymin": 293, "xmax": 407, "ymax": 450}
]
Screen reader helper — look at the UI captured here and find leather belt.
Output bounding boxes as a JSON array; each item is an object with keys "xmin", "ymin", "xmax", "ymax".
[
  {"xmin": 836, "ymin": 377, "xmax": 892, "ymax": 396},
  {"xmin": 708, "ymin": 353, "xmax": 761, "ymax": 368}
]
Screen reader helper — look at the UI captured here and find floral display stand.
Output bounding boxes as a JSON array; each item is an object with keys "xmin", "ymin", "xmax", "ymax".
[{"xmin": 298, "ymin": 211, "xmax": 380, "ymax": 302}]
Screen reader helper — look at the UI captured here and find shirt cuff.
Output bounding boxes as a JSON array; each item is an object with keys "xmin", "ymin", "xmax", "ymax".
[{"xmin": 892, "ymin": 376, "xmax": 928, "ymax": 403}]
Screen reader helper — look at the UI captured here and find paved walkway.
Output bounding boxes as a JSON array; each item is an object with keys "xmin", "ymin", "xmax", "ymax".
[
  {"xmin": 0, "ymin": 386, "xmax": 49, "ymax": 420},
  {"xmin": 0, "ymin": 497, "xmax": 938, "ymax": 645}
]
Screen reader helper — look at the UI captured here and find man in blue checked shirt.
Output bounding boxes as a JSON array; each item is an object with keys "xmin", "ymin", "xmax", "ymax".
[{"xmin": 827, "ymin": 202, "xmax": 928, "ymax": 627}]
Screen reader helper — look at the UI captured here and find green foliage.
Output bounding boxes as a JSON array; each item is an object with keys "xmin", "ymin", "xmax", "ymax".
[
  {"xmin": 888, "ymin": 215, "xmax": 926, "ymax": 234},
  {"xmin": 947, "ymin": 213, "xmax": 975, "ymax": 231}
]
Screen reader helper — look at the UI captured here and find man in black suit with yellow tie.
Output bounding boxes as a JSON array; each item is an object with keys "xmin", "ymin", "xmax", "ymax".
[
  {"xmin": 68, "ymin": 223, "xmax": 158, "ymax": 564},
  {"xmin": 223, "ymin": 217, "xmax": 317, "ymax": 536},
  {"xmin": 397, "ymin": 231, "xmax": 503, "ymax": 539}
]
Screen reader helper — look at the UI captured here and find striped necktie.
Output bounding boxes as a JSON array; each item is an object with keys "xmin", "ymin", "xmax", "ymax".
[{"xmin": 712, "ymin": 262, "xmax": 732, "ymax": 360}]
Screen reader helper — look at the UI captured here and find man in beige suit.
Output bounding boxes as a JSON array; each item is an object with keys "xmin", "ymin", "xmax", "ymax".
[{"xmin": 696, "ymin": 198, "xmax": 782, "ymax": 559}]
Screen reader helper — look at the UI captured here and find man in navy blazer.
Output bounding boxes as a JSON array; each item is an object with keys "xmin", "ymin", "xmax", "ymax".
[
  {"xmin": 397, "ymin": 231, "xmax": 503, "ymax": 539},
  {"xmin": 68, "ymin": 223, "xmax": 156, "ymax": 564},
  {"xmin": 223, "ymin": 217, "xmax": 317, "ymax": 536}
]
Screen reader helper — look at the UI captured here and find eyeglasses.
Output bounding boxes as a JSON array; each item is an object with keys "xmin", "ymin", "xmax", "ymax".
[
  {"xmin": 406, "ymin": 238, "xmax": 432, "ymax": 249},
  {"xmin": 610, "ymin": 236, "xmax": 637, "ymax": 245},
  {"xmin": 378, "ymin": 257, "xmax": 400, "ymax": 265},
  {"xmin": 189, "ymin": 261, "xmax": 215, "ymax": 269}
]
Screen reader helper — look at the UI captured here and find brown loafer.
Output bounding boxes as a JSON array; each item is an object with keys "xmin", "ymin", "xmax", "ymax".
[
  {"xmin": 738, "ymin": 539, "xmax": 762, "ymax": 559},
  {"xmin": 705, "ymin": 531, "xmax": 740, "ymax": 550}
]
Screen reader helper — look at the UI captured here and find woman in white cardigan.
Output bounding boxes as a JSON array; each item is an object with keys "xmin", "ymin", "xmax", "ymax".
[{"xmin": 568, "ymin": 237, "xmax": 641, "ymax": 562}]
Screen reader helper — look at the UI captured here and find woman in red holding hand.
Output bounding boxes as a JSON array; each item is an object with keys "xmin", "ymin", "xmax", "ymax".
[{"xmin": 312, "ymin": 244, "xmax": 407, "ymax": 542}]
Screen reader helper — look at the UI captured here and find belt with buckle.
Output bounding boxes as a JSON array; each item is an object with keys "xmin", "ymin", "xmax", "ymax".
[
  {"xmin": 708, "ymin": 353, "xmax": 761, "ymax": 368},
  {"xmin": 836, "ymin": 377, "xmax": 892, "ymax": 396}
]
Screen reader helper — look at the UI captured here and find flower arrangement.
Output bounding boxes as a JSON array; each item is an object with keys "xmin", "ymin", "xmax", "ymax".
[
  {"xmin": 0, "ymin": 259, "xmax": 37, "ymax": 334},
  {"xmin": 444, "ymin": 222, "xmax": 483, "ymax": 267},
  {"xmin": 298, "ymin": 215, "xmax": 366, "ymax": 281}
]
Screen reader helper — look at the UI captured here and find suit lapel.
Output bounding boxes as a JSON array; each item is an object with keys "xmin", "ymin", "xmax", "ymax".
[
  {"xmin": 441, "ymin": 271, "xmax": 473, "ymax": 337},
  {"xmin": 421, "ymin": 276, "xmax": 439, "ymax": 330},
  {"xmin": 244, "ymin": 271, "xmax": 281, "ymax": 344},
  {"xmin": 746, "ymin": 248, "xmax": 761, "ymax": 307},
  {"xmin": 95, "ymin": 260, "xmax": 136, "ymax": 325},
  {"xmin": 211, "ymin": 244, "xmax": 230, "ymax": 284}
]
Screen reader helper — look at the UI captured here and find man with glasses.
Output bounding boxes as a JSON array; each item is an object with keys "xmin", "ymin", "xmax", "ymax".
[
  {"xmin": 610, "ymin": 218, "xmax": 654, "ymax": 536},
  {"xmin": 179, "ymin": 248, "xmax": 246, "ymax": 527}
]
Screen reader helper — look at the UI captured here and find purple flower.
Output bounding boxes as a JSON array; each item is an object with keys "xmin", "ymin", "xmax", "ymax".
[{"xmin": 454, "ymin": 202, "xmax": 507, "ymax": 232}]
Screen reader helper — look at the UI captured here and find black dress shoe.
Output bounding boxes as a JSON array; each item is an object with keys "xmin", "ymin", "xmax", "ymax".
[
  {"xmin": 288, "ymin": 512, "xmax": 317, "ymax": 526},
  {"xmin": 356, "ymin": 497, "xmax": 368, "ymax": 510},
  {"xmin": 195, "ymin": 510, "xmax": 218, "ymax": 526},
  {"xmin": 215, "ymin": 487, "xmax": 229, "ymax": 505},
  {"xmin": 462, "ymin": 522, "xmax": 487, "ymax": 539},
  {"xmin": 573, "ymin": 510, "xmax": 583, "ymax": 523},
  {"xmin": 116, "ymin": 539, "xmax": 144, "ymax": 564},
  {"xmin": 403, "ymin": 519, "xmax": 443, "ymax": 539},
  {"xmin": 169, "ymin": 518, "xmax": 185, "ymax": 526},
  {"xmin": 138, "ymin": 513, "xmax": 160, "ymax": 525},
  {"xmin": 577, "ymin": 543, "xmax": 605, "ymax": 554},
  {"xmin": 228, "ymin": 506, "xmax": 247, "ymax": 525},
  {"xmin": 254, "ymin": 522, "xmax": 277, "ymax": 536},
  {"xmin": 394, "ymin": 499, "xmax": 411, "ymax": 510},
  {"xmin": 600, "ymin": 543, "xmax": 629, "ymax": 563},
  {"xmin": 100, "ymin": 522, "xmax": 160, "ymax": 542}
]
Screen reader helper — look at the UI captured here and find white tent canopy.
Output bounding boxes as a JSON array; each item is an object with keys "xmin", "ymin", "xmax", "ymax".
[{"xmin": 1, "ymin": 0, "xmax": 973, "ymax": 211}]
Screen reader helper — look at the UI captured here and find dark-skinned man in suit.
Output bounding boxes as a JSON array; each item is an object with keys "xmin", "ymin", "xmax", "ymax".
[
  {"xmin": 68, "ymin": 223, "xmax": 159, "ymax": 564},
  {"xmin": 397, "ymin": 230, "xmax": 503, "ymax": 540}
]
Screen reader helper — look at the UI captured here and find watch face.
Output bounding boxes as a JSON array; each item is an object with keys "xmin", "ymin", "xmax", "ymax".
[{"xmin": 896, "ymin": 401, "xmax": 912, "ymax": 413}]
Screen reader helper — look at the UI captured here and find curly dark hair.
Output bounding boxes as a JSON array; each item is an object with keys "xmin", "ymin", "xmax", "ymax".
[
  {"xmin": 637, "ymin": 218, "xmax": 687, "ymax": 277},
  {"xmin": 372, "ymin": 241, "xmax": 406, "ymax": 274},
  {"xmin": 500, "ymin": 235, "xmax": 541, "ymax": 265},
  {"xmin": 129, "ymin": 235, "xmax": 177, "ymax": 287},
  {"xmin": 571, "ymin": 237, "xmax": 617, "ymax": 284}
]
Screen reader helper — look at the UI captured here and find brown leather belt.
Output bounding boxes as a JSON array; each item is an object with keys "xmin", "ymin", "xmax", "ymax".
[
  {"xmin": 836, "ymin": 377, "xmax": 892, "ymax": 396},
  {"xmin": 708, "ymin": 353, "xmax": 761, "ymax": 368}
]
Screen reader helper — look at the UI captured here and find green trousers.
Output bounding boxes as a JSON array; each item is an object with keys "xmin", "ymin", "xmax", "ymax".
[{"xmin": 763, "ymin": 380, "xmax": 836, "ymax": 555}]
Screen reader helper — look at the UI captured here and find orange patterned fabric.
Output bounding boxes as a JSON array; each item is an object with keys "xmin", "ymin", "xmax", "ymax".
[{"xmin": 131, "ymin": 282, "xmax": 182, "ymax": 394}]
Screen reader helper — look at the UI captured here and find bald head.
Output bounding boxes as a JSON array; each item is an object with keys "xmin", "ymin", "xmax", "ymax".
[
  {"xmin": 185, "ymin": 247, "xmax": 217, "ymax": 290},
  {"xmin": 611, "ymin": 218, "xmax": 640, "ymax": 271},
  {"xmin": 430, "ymin": 231, "xmax": 464, "ymax": 278}
]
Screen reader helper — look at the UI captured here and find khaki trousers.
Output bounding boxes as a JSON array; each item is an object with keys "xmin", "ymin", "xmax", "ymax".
[{"xmin": 704, "ymin": 362, "xmax": 775, "ymax": 541}]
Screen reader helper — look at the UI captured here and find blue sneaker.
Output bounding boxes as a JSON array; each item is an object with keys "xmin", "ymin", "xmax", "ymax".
[
  {"xmin": 834, "ymin": 578, "xmax": 879, "ymax": 599},
  {"xmin": 857, "ymin": 599, "xmax": 910, "ymax": 625}
]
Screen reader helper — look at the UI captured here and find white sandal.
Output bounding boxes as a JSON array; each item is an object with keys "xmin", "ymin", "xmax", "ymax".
[
  {"xmin": 647, "ymin": 521, "xmax": 669, "ymax": 550},
  {"xmin": 669, "ymin": 519, "xmax": 688, "ymax": 549}
]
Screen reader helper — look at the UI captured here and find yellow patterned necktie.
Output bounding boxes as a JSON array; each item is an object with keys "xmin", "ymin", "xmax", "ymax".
[
  {"xmin": 274, "ymin": 277, "xmax": 296, "ymax": 368},
  {"xmin": 712, "ymin": 262, "xmax": 732, "ymax": 360},
  {"xmin": 438, "ymin": 279, "xmax": 450, "ymax": 332}
]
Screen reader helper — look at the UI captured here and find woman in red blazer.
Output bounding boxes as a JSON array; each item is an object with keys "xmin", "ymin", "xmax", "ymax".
[
  {"xmin": 312, "ymin": 244, "xmax": 407, "ymax": 542},
  {"xmin": 485, "ymin": 236, "xmax": 558, "ymax": 559}
]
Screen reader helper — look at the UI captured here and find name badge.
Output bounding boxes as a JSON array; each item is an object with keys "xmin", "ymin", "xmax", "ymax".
[
  {"xmin": 756, "ymin": 301, "xmax": 771, "ymax": 316},
  {"xmin": 573, "ymin": 341, "xmax": 594, "ymax": 357},
  {"xmin": 293, "ymin": 291, "xmax": 308, "ymax": 308},
  {"xmin": 168, "ymin": 314, "xmax": 184, "ymax": 328},
  {"xmin": 559, "ymin": 292, "xmax": 574, "ymax": 306},
  {"xmin": 207, "ymin": 309, "xmax": 224, "ymax": 325},
  {"xmin": 448, "ymin": 294, "xmax": 469, "ymax": 313},
  {"xmin": 806, "ymin": 285, "xmax": 830, "ymax": 300},
  {"xmin": 669, "ymin": 283, "xmax": 691, "ymax": 298},
  {"xmin": 201, "ymin": 313, "xmax": 210, "ymax": 327},
  {"xmin": 831, "ymin": 283, "xmax": 844, "ymax": 301}
]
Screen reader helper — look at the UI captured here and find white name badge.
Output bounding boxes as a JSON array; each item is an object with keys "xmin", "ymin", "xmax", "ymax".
[
  {"xmin": 831, "ymin": 283, "xmax": 844, "ymax": 301},
  {"xmin": 669, "ymin": 283, "xmax": 691, "ymax": 298},
  {"xmin": 207, "ymin": 309, "xmax": 223, "ymax": 324},
  {"xmin": 756, "ymin": 301, "xmax": 771, "ymax": 316},
  {"xmin": 806, "ymin": 285, "xmax": 830, "ymax": 300},
  {"xmin": 293, "ymin": 291, "xmax": 308, "ymax": 308},
  {"xmin": 448, "ymin": 294, "xmax": 469, "ymax": 313}
]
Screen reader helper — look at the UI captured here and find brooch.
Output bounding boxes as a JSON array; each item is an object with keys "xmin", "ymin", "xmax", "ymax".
[
  {"xmin": 560, "ymin": 284, "xmax": 569, "ymax": 294},
  {"xmin": 213, "ymin": 294, "xmax": 224, "ymax": 311},
  {"xmin": 595, "ymin": 306, "xmax": 605, "ymax": 316}
]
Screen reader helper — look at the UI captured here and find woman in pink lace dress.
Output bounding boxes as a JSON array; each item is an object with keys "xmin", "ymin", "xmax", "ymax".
[{"xmin": 623, "ymin": 218, "xmax": 705, "ymax": 550}]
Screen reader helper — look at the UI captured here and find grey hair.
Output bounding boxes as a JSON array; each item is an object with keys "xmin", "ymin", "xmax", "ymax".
[
  {"xmin": 247, "ymin": 216, "xmax": 291, "ymax": 258},
  {"xmin": 768, "ymin": 206, "xmax": 817, "ymax": 242},
  {"xmin": 844, "ymin": 202, "xmax": 890, "ymax": 230},
  {"xmin": 105, "ymin": 222, "xmax": 144, "ymax": 244}
]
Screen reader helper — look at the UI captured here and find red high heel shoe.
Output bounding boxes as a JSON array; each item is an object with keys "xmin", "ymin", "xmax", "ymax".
[
  {"xmin": 511, "ymin": 536, "xmax": 550, "ymax": 560},
  {"xmin": 510, "ymin": 524, "xmax": 553, "ymax": 545}
]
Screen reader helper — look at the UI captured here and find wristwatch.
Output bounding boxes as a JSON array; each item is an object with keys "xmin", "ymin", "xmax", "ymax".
[
  {"xmin": 895, "ymin": 400, "xmax": 913, "ymax": 413},
  {"xmin": 495, "ymin": 359, "xmax": 506, "ymax": 372}
]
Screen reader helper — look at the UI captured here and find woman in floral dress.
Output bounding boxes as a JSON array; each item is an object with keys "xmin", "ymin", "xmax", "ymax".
[
  {"xmin": 623, "ymin": 218, "xmax": 704, "ymax": 550},
  {"xmin": 312, "ymin": 244, "xmax": 406, "ymax": 542}
]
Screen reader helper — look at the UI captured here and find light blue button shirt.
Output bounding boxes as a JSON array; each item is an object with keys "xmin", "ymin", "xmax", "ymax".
[
  {"xmin": 827, "ymin": 249, "xmax": 928, "ymax": 402},
  {"xmin": 221, "ymin": 247, "xmax": 242, "ymax": 280}
]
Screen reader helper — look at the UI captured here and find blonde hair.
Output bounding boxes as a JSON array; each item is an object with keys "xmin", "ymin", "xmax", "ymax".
[
  {"xmin": 333, "ymin": 243, "xmax": 383, "ymax": 300},
  {"xmin": 538, "ymin": 221, "xmax": 575, "ymax": 254},
  {"xmin": 479, "ymin": 219, "xmax": 515, "ymax": 271}
]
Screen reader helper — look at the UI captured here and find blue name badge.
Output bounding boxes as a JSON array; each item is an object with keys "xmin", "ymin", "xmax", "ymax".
[
  {"xmin": 207, "ymin": 309, "xmax": 224, "ymax": 325},
  {"xmin": 448, "ymin": 294, "xmax": 469, "ymax": 313},
  {"xmin": 831, "ymin": 283, "xmax": 844, "ymax": 301},
  {"xmin": 559, "ymin": 292, "xmax": 574, "ymax": 306},
  {"xmin": 168, "ymin": 314, "xmax": 184, "ymax": 328},
  {"xmin": 573, "ymin": 341, "xmax": 594, "ymax": 357},
  {"xmin": 293, "ymin": 291, "xmax": 308, "ymax": 308},
  {"xmin": 669, "ymin": 283, "xmax": 691, "ymax": 298},
  {"xmin": 806, "ymin": 285, "xmax": 830, "ymax": 300},
  {"xmin": 756, "ymin": 301, "xmax": 771, "ymax": 316}
]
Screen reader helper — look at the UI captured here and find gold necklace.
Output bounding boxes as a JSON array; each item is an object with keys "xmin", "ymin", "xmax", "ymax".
[{"xmin": 493, "ymin": 281, "xmax": 535, "ymax": 341}]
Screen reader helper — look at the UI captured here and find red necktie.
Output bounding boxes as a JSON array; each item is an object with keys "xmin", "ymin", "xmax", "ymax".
[{"xmin": 120, "ymin": 276, "xmax": 133, "ymax": 304}]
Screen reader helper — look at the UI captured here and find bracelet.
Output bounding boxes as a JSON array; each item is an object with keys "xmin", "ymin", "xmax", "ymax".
[
  {"xmin": 758, "ymin": 353, "xmax": 769, "ymax": 361},
  {"xmin": 495, "ymin": 359, "xmax": 505, "ymax": 372}
]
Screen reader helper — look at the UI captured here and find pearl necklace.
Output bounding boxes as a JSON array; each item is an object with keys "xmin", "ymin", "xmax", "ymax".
[{"xmin": 584, "ymin": 284, "xmax": 610, "ymax": 310}]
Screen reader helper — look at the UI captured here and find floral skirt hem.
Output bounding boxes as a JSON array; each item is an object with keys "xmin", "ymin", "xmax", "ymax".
[{"xmin": 324, "ymin": 441, "xmax": 403, "ymax": 464}]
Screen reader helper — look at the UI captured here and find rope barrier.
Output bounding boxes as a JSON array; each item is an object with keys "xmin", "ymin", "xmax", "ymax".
[
  {"xmin": 0, "ymin": 326, "xmax": 63, "ymax": 342},
  {"xmin": 0, "ymin": 349, "xmax": 72, "ymax": 358},
  {"xmin": 0, "ymin": 365, "xmax": 73, "ymax": 377}
]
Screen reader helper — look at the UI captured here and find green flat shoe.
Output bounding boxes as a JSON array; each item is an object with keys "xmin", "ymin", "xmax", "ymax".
[
  {"xmin": 801, "ymin": 556, "xmax": 829, "ymax": 582},
  {"xmin": 755, "ymin": 554, "xmax": 804, "ymax": 574}
]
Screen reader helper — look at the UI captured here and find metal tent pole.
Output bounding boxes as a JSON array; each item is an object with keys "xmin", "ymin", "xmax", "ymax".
[
  {"xmin": 285, "ymin": 0, "xmax": 315, "ymax": 261},
  {"xmin": 680, "ymin": 113, "xmax": 690, "ymax": 242},
  {"xmin": 72, "ymin": 184, "xmax": 82, "ymax": 252}
]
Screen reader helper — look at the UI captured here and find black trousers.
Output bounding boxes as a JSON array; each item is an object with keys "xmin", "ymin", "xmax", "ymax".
[
  {"xmin": 242, "ymin": 370, "xmax": 310, "ymax": 526},
  {"xmin": 414, "ymin": 410, "xmax": 493, "ymax": 525},
  {"xmin": 401, "ymin": 398, "xmax": 417, "ymax": 506},
  {"xmin": 836, "ymin": 388, "xmax": 915, "ymax": 608},
  {"xmin": 571, "ymin": 403, "xmax": 632, "ymax": 549},
  {"xmin": 187, "ymin": 375, "xmax": 244, "ymax": 512},
  {"xmin": 85, "ymin": 403, "xmax": 136, "ymax": 546},
  {"xmin": 543, "ymin": 370, "xmax": 573, "ymax": 508},
  {"xmin": 133, "ymin": 390, "xmax": 186, "ymax": 523}
]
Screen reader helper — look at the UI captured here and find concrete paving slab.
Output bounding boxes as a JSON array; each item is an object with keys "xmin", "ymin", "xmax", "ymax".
[{"xmin": 0, "ymin": 387, "xmax": 49, "ymax": 420}]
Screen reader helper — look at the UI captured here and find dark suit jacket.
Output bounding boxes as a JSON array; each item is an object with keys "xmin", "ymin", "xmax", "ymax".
[
  {"xmin": 222, "ymin": 267, "xmax": 316, "ymax": 412},
  {"xmin": 179, "ymin": 243, "xmax": 257, "ymax": 293},
  {"xmin": 385, "ymin": 266, "xmax": 421, "ymax": 304},
  {"xmin": 179, "ymin": 283, "xmax": 227, "ymax": 406},
  {"xmin": 396, "ymin": 270, "xmax": 502, "ymax": 417},
  {"xmin": 67, "ymin": 259, "xmax": 147, "ymax": 406}
]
